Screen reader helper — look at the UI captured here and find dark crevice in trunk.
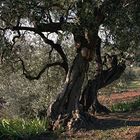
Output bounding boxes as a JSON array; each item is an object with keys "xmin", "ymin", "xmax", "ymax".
[
  {"xmin": 95, "ymin": 37, "xmax": 103, "ymax": 75},
  {"xmin": 80, "ymin": 63, "xmax": 126, "ymax": 114}
]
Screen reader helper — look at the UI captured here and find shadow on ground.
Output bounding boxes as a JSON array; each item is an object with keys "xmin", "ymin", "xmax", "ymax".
[
  {"xmin": 94, "ymin": 117, "xmax": 140, "ymax": 130},
  {"xmin": 90, "ymin": 110, "xmax": 140, "ymax": 130},
  {"xmin": 29, "ymin": 132, "xmax": 58, "ymax": 140},
  {"xmin": 29, "ymin": 112, "xmax": 140, "ymax": 140}
]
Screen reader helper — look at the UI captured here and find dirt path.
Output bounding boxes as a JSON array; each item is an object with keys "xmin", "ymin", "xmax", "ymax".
[{"xmin": 99, "ymin": 89, "xmax": 140, "ymax": 105}]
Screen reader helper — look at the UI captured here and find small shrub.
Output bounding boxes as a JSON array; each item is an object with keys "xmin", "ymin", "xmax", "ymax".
[
  {"xmin": 0, "ymin": 118, "xmax": 48, "ymax": 139},
  {"xmin": 111, "ymin": 98, "xmax": 140, "ymax": 112}
]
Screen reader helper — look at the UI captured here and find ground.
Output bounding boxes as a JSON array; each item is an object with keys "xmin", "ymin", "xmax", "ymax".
[
  {"xmin": 33, "ymin": 88, "xmax": 140, "ymax": 140},
  {"xmin": 34, "ymin": 70, "xmax": 140, "ymax": 139},
  {"xmin": 99, "ymin": 89, "xmax": 140, "ymax": 104},
  {"xmin": 59, "ymin": 89, "xmax": 140, "ymax": 140}
]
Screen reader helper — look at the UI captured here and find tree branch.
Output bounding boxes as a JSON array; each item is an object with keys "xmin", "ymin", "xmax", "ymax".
[
  {"xmin": 12, "ymin": 22, "xmax": 69, "ymax": 74},
  {"xmin": 12, "ymin": 23, "xmax": 63, "ymax": 33},
  {"xmin": 19, "ymin": 57, "xmax": 66, "ymax": 80},
  {"xmin": 38, "ymin": 32, "xmax": 68, "ymax": 74},
  {"xmin": 17, "ymin": 30, "xmax": 69, "ymax": 80},
  {"xmin": 99, "ymin": 63, "xmax": 126, "ymax": 89},
  {"xmin": 12, "ymin": 21, "xmax": 74, "ymax": 33},
  {"xmin": 80, "ymin": 63, "xmax": 126, "ymax": 111},
  {"xmin": 47, "ymin": 9, "xmax": 53, "ymax": 23},
  {"xmin": 12, "ymin": 16, "xmax": 21, "ymax": 49}
]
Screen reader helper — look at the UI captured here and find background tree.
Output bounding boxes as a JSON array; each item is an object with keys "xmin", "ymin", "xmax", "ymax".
[{"xmin": 0, "ymin": 0, "xmax": 140, "ymax": 130}]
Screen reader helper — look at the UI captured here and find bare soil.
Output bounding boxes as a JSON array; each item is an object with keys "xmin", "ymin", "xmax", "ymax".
[{"xmin": 99, "ymin": 89, "xmax": 140, "ymax": 105}]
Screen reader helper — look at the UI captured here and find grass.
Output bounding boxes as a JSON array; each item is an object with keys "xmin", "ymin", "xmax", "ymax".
[
  {"xmin": 111, "ymin": 97, "xmax": 140, "ymax": 112},
  {"xmin": 0, "ymin": 99, "xmax": 139, "ymax": 140},
  {"xmin": 0, "ymin": 118, "xmax": 49, "ymax": 139},
  {"xmin": 127, "ymin": 80, "xmax": 140, "ymax": 89}
]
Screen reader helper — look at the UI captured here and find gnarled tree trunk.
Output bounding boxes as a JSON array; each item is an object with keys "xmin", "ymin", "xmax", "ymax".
[
  {"xmin": 47, "ymin": 53, "xmax": 93, "ymax": 130},
  {"xmin": 47, "ymin": 31, "xmax": 126, "ymax": 131},
  {"xmin": 46, "ymin": 6, "xmax": 126, "ymax": 129},
  {"xmin": 80, "ymin": 63, "xmax": 126, "ymax": 114}
]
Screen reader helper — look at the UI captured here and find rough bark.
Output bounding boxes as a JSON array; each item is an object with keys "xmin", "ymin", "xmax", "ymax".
[
  {"xmin": 28, "ymin": 6, "xmax": 126, "ymax": 131},
  {"xmin": 80, "ymin": 63, "xmax": 126, "ymax": 114},
  {"xmin": 47, "ymin": 53, "xmax": 90, "ymax": 130}
]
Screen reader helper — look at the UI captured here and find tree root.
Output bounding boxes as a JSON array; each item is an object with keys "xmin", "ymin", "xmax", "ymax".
[
  {"xmin": 50, "ymin": 111, "xmax": 97, "ymax": 131},
  {"xmin": 94, "ymin": 102, "xmax": 111, "ymax": 114}
]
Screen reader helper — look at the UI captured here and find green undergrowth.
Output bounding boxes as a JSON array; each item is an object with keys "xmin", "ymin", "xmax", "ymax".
[
  {"xmin": 111, "ymin": 97, "xmax": 140, "ymax": 112},
  {"xmin": 0, "ymin": 118, "xmax": 49, "ymax": 140},
  {"xmin": 127, "ymin": 80, "xmax": 140, "ymax": 89}
]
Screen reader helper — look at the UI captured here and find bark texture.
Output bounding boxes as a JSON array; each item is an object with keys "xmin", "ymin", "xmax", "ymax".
[
  {"xmin": 47, "ymin": 53, "xmax": 89, "ymax": 121},
  {"xmin": 80, "ymin": 63, "xmax": 126, "ymax": 114}
]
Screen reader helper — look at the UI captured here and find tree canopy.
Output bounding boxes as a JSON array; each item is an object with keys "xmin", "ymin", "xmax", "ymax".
[{"xmin": 0, "ymin": 0, "xmax": 140, "ymax": 68}]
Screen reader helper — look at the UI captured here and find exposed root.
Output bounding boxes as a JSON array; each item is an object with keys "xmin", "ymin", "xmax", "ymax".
[
  {"xmin": 94, "ymin": 103, "xmax": 111, "ymax": 114},
  {"xmin": 81, "ymin": 102, "xmax": 111, "ymax": 116},
  {"xmin": 50, "ymin": 111, "xmax": 97, "ymax": 131}
]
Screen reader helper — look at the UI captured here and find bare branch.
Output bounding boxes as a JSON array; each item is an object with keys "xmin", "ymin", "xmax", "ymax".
[
  {"xmin": 12, "ymin": 26, "xmax": 37, "ymax": 32},
  {"xmin": 19, "ymin": 57, "xmax": 66, "ymax": 80},
  {"xmin": 38, "ymin": 32, "xmax": 68, "ymax": 74},
  {"xmin": 11, "ymin": 23, "xmax": 69, "ymax": 74},
  {"xmin": 12, "ymin": 22, "xmax": 74, "ymax": 33},
  {"xmin": 47, "ymin": 9, "xmax": 53, "ymax": 23}
]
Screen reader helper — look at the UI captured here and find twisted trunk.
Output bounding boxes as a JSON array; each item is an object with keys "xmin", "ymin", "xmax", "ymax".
[
  {"xmin": 80, "ymin": 63, "xmax": 126, "ymax": 114},
  {"xmin": 47, "ymin": 34, "xmax": 126, "ymax": 130},
  {"xmin": 47, "ymin": 53, "xmax": 91, "ymax": 130}
]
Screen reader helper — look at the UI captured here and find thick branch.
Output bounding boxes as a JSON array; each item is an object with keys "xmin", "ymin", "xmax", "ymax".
[
  {"xmin": 80, "ymin": 63, "xmax": 126, "ymax": 112},
  {"xmin": 12, "ymin": 23, "xmax": 64, "ymax": 33},
  {"xmin": 12, "ymin": 26, "xmax": 37, "ymax": 32},
  {"xmin": 38, "ymin": 32, "xmax": 68, "ymax": 74},
  {"xmin": 87, "ymin": 63, "xmax": 126, "ymax": 92},
  {"xmin": 99, "ymin": 63, "xmax": 126, "ymax": 89}
]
